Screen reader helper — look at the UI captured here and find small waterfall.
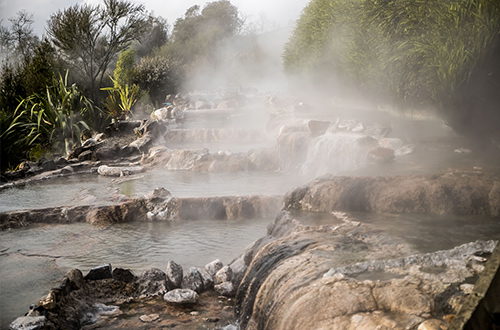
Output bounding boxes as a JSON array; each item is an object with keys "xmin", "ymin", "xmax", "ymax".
[{"xmin": 300, "ymin": 132, "xmax": 378, "ymax": 177}]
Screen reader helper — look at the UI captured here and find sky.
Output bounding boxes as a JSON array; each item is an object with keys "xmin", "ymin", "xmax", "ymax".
[{"xmin": 0, "ymin": 0, "xmax": 310, "ymax": 36}]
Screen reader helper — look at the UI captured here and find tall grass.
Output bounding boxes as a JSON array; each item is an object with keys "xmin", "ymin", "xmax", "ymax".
[{"xmin": 284, "ymin": 0, "xmax": 500, "ymax": 126}]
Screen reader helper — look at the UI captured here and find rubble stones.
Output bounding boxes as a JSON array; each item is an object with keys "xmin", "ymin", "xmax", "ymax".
[
  {"xmin": 214, "ymin": 282, "xmax": 236, "ymax": 297},
  {"xmin": 197, "ymin": 268, "xmax": 214, "ymax": 290},
  {"xmin": 166, "ymin": 261, "xmax": 183, "ymax": 290},
  {"xmin": 206, "ymin": 259, "xmax": 224, "ymax": 277},
  {"xmin": 137, "ymin": 268, "xmax": 168, "ymax": 297},
  {"xmin": 9, "ymin": 316, "xmax": 47, "ymax": 330},
  {"xmin": 112, "ymin": 268, "xmax": 136, "ymax": 283},
  {"xmin": 163, "ymin": 289, "xmax": 199, "ymax": 304},
  {"xmin": 183, "ymin": 267, "xmax": 204, "ymax": 293},
  {"xmin": 85, "ymin": 264, "xmax": 112, "ymax": 281},
  {"xmin": 215, "ymin": 266, "xmax": 233, "ymax": 284}
]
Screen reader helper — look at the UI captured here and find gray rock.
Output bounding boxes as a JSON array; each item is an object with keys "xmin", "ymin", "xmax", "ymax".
[
  {"xmin": 183, "ymin": 267, "xmax": 204, "ymax": 293},
  {"xmin": 120, "ymin": 145, "xmax": 139, "ymax": 157},
  {"xmin": 171, "ymin": 107, "xmax": 184, "ymax": 119},
  {"xmin": 59, "ymin": 269, "xmax": 85, "ymax": 294},
  {"xmin": 139, "ymin": 314, "xmax": 160, "ymax": 323},
  {"xmin": 41, "ymin": 159, "xmax": 57, "ymax": 171},
  {"xmin": 9, "ymin": 316, "xmax": 47, "ymax": 330},
  {"xmin": 97, "ymin": 165, "xmax": 144, "ymax": 177},
  {"xmin": 206, "ymin": 259, "xmax": 224, "ymax": 277},
  {"xmin": 85, "ymin": 264, "xmax": 112, "ymax": 281},
  {"xmin": 215, "ymin": 266, "xmax": 233, "ymax": 284},
  {"xmin": 55, "ymin": 157, "xmax": 69, "ymax": 167},
  {"xmin": 129, "ymin": 132, "xmax": 154, "ymax": 152},
  {"xmin": 137, "ymin": 268, "xmax": 168, "ymax": 297},
  {"xmin": 197, "ymin": 267, "xmax": 214, "ymax": 290},
  {"xmin": 229, "ymin": 256, "xmax": 247, "ymax": 286},
  {"xmin": 65, "ymin": 268, "xmax": 85, "ymax": 289},
  {"xmin": 78, "ymin": 150, "xmax": 94, "ymax": 162},
  {"xmin": 166, "ymin": 261, "xmax": 183, "ymax": 290},
  {"xmin": 146, "ymin": 187, "xmax": 172, "ymax": 201},
  {"xmin": 214, "ymin": 281, "xmax": 236, "ymax": 297},
  {"xmin": 112, "ymin": 268, "xmax": 136, "ymax": 283},
  {"xmin": 96, "ymin": 146, "xmax": 119, "ymax": 160},
  {"xmin": 164, "ymin": 288, "xmax": 199, "ymax": 304}
]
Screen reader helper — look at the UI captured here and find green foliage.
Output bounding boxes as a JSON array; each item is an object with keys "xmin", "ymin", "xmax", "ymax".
[
  {"xmin": 114, "ymin": 47, "xmax": 136, "ymax": 88},
  {"xmin": 1, "ymin": 73, "xmax": 94, "ymax": 169},
  {"xmin": 133, "ymin": 15, "xmax": 169, "ymax": 58},
  {"xmin": 283, "ymin": 0, "xmax": 500, "ymax": 132},
  {"xmin": 47, "ymin": 0, "xmax": 148, "ymax": 102},
  {"xmin": 133, "ymin": 55, "xmax": 181, "ymax": 105},
  {"xmin": 102, "ymin": 77, "xmax": 140, "ymax": 120},
  {"xmin": 161, "ymin": 0, "xmax": 243, "ymax": 75}
]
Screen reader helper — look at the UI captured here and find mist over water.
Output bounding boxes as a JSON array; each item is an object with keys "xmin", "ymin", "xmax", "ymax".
[{"xmin": 0, "ymin": 218, "xmax": 272, "ymax": 328}]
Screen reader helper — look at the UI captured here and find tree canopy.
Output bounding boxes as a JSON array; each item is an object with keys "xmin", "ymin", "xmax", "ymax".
[{"xmin": 47, "ymin": 0, "xmax": 148, "ymax": 101}]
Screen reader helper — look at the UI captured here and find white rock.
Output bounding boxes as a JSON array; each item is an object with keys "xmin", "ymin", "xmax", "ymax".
[{"xmin": 164, "ymin": 289, "xmax": 199, "ymax": 304}]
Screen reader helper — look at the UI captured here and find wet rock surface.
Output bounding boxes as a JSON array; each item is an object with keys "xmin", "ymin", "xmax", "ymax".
[
  {"xmin": 284, "ymin": 172, "xmax": 500, "ymax": 216},
  {"xmin": 235, "ymin": 211, "xmax": 497, "ymax": 330},
  {"xmin": 10, "ymin": 261, "xmax": 237, "ymax": 330},
  {"xmin": 0, "ymin": 193, "xmax": 281, "ymax": 230}
]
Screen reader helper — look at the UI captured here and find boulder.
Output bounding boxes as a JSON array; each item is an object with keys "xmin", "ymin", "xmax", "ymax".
[
  {"xmin": 206, "ymin": 259, "xmax": 224, "ymax": 277},
  {"xmin": 197, "ymin": 267, "xmax": 214, "ymax": 290},
  {"xmin": 112, "ymin": 268, "xmax": 136, "ymax": 283},
  {"xmin": 120, "ymin": 145, "xmax": 139, "ymax": 157},
  {"xmin": 129, "ymin": 132, "xmax": 154, "ymax": 153},
  {"xmin": 97, "ymin": 165, "xmax": 145, "ymax": 177},
  {"xmin": 38, "ymin": 289, "xmax": 57, "ymax": 310},
  {"xmin": 215, "ymin": 266, "xmax": 233, "ymax": 284},
  {"xmin": 368, "ymin": 147, "xmax": 395, "ymax": 163},
  {"xmin": 166, "ymin": 261, "xmax": 183, "ymax": 290},
  {"xmin": 137, "ymin": 268, "xmax": 168, "ymax": 297},
  {"xmin": 78, "ymin": 150, "xmax": 94, "ymax": 162},
  {"xmin": 85, "ymin": 264, "xmax": 112, "ymax": 281},
  {"xmin": 134, "ymin": 119, "xmax": 166, "ymax": 138},
  {"xmin": 9, "ymin": 316, "xmax": 47, "ymax": 330},
  {"xmin": 63, "ymin": 269, "xmax": 85, "ymax": 290},
  {"xmin": 60, "ymin": 165, "xmax": 74, "ymax": 175},
  {"xmin": 40, "ymin": 159, "xmax": 57, "ymax": 171},
  {"xmin": 183, "ymin": 267, "xmax": 204, "ymax": 293},
  {"xmin": 163, "ymin": 289, "xmax": 199, "ymax": 304},
  {"xmin": 145, "ymin": 187, "xmax": 172, "ymax": 202},
  {"xmin": 96, "ymin": 146, "xmax": 119, "ymax": 160},
  {"xmin": 229, "ymin": 256, "xmax": 247, "ymax": 286},
  {"xmin": 55, "ymin": 156, "xmax": 69, "ymax": 167},
  {"xmin": 214, "ymin": 281, "xmax": 236, "ymax": 297},
  {"xmin": 171, "ymin": 107, "xmax": 184, "ymax": 120}
]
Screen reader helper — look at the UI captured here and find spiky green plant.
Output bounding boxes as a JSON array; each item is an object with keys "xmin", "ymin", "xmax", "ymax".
[
  {"xmin": 101, "ymin": 77, "xmax": 140, "ymax": 121},
  {"xmin": 2, "ymin": 72, "xmax": 94, "ymax": 158}
]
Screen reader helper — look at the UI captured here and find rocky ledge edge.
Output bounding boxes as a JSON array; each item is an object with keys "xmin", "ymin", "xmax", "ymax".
[{"xmin": 10, "ymin": 256, "xmax": 246, "ymax": 330}]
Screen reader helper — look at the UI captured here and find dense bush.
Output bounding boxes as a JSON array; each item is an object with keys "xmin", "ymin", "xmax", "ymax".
[{"xmin": 284, "ymin": 0, "xmax": 500, "ymax": 136}]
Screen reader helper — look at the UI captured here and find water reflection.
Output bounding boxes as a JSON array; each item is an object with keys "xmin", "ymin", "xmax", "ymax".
[{"xmin": 0, "ymin": 218, "xmax": 271, "ymax": 328}]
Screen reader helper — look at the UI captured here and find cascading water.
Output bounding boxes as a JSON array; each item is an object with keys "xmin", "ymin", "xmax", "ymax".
[{"xmin": 299, "ymin": 131, "xmax": 378, "ymax": 178}]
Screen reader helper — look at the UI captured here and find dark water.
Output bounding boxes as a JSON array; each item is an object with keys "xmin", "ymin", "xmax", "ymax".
[{"xmin": 0, "ymin": 218, "xmax": 272, "ymax": 329}]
